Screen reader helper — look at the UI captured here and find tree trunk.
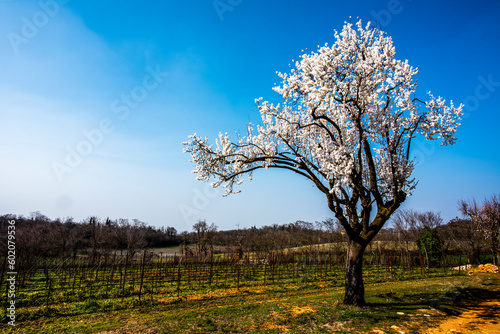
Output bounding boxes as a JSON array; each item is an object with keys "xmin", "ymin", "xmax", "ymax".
[
  {"xmin": 423, "ymin": 247, "xmax": 430, "ymax": 268},
  {"xmin": 344, "ymin": 240, "xmax": 366, "ymax": 306},
  {"xmin": 492, "ymin": 239, "xmax": 499, "ymax": 265}
]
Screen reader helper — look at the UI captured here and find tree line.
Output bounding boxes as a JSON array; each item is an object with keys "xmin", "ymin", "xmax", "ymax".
[
  {"xmin": 1, "ymin": 194, "xmax": 498, "ymax": 266},
  {"xmin": 0, "ymin": 212, "xmax": 180, "ymax": 261}
]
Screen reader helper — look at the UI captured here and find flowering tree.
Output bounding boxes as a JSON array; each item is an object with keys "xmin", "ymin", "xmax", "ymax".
[
  {"xmin": 184, "ymin": 20, "xmax": 462, "ymax": 305},
  {"xmin": 460, "ymin": 195, "xmax": 500, "ymax": 265}
]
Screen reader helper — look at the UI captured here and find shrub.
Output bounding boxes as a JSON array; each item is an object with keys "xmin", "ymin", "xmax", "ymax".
[{"xmin": 417, "ymin": 227, "xmax": 443, "ymax": 268}]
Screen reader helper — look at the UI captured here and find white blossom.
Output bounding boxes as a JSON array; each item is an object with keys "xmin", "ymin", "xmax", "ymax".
[{"xmin": 183, "ymin": 19, "xmax": 462, "ymax": 240}]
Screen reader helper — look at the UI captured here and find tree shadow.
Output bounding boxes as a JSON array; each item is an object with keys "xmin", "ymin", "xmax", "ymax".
[{"xmin": 367, "ymin": 285, "xmax": 500, "ymax": 318}]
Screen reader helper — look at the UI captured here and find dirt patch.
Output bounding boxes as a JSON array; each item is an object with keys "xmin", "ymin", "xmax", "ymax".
[
  {"xmin": 426, "ymin": 299, "xmax": 500, "ymax": 333},
  {"xmin": 426, "ymin": 274, "xmax": 500, "ymax": 334}
]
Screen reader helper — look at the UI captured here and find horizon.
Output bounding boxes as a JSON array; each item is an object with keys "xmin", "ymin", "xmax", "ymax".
[{"xmin": 1, "ymin": 0, "xmax": 500, "ymax": 232}]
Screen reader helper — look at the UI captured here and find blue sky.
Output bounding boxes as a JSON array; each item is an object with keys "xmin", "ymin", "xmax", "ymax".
[{"xmin": 1, "ymin": 0, "xmax": 499, "ymax": 231}]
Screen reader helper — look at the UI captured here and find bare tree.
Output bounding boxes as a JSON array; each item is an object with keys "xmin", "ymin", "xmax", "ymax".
[
  {"xmin": 392, "ymin": 210, "xmax": 443, "ymax": 266},
  {"xmin": 417, "ymin": 211, "xmax": 443, "ymax": 229},
  {"xmin": 446, "ymin": 217, "xmax": 482, "ymax": 264},
  {"xmin": 392, "ymin": 209, "xmax": 419, "ymax": 253},
  {"xmin": 29, "ymin": 211, "xmax": 50, "ymax": 223},
  {"xmin": 318, "ymin": 218, "xmax": 345, "ymax": 259},
  {"xmin": 193, "ymin": 220, "xmax": 217, "ymax": 258},
  {"xmin": 85, "ymin": 216, "xmax": 105, "ymax": 262},
  {"xmin": 166, "ymin": 226, "xmax": 177, "ymax": 237},
  {"xmin": 460, "ymin": 195, "xmax": 500, "ymax": 265}
]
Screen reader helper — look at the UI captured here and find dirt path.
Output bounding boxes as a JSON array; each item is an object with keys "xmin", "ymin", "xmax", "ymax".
[{"xmin": 426, "ymin": 297, "xmax": 500, "ymax": 334}]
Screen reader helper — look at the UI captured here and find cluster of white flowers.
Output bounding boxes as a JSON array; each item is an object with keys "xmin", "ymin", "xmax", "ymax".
[{"xmin": 184, "ymin": 19, "xmax": 462, "ymax": 213}]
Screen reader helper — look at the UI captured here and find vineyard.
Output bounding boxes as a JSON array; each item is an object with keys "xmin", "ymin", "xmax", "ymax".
[{"xmin": 0, "ymin": 245, "xmax": 474, "ymax": 311}]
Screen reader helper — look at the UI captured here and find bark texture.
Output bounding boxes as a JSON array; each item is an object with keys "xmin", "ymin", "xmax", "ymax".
[{"xmin": 344, "ymin": 241, "xmax": 367, "ymax": 306}]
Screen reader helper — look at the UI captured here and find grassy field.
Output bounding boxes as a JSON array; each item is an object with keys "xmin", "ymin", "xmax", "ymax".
[
  {"xmin": 149, "ymin": 244, "xmax": 199, "ymax": 256},
  {"xmin": 2, "ymin": 273, "xmax": 499, "ymax": 333}
]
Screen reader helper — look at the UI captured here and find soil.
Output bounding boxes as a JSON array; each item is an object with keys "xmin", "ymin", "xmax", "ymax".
[
  {"xmin": 427, "ymin": 299, "xmax": 500, "ymax": 333},
  {"xmin": 426, "ymin": 274, "xmax": 500, "ymax": 334}
]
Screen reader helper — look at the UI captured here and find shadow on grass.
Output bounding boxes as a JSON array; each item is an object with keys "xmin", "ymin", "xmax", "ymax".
[{"xmin": 367, "ymin": 284, "xmax": 500, "ymax": 318}]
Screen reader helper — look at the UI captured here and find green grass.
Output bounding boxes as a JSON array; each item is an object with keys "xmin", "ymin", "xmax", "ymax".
[{"xmin": 2, "ymin": 274, "xmax": 498, "ymax": 333}]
